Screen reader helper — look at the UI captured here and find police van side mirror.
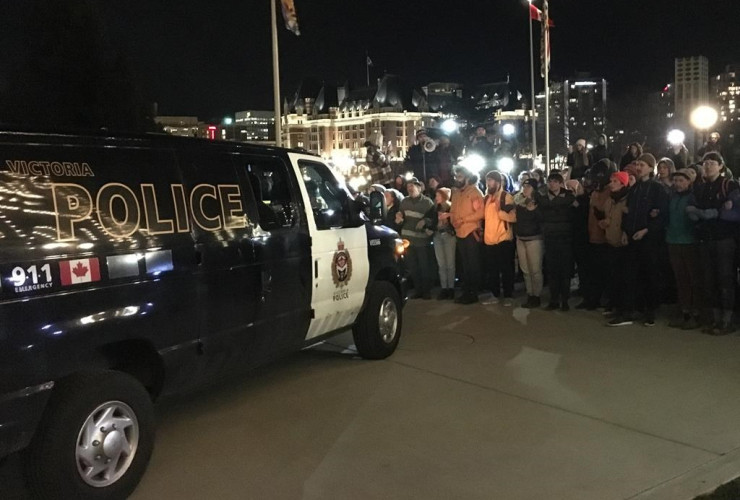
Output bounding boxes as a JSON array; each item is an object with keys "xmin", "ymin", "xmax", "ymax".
[{"xmin": 368, "ymin": 191, "xmax": 386, "ymax": 224}]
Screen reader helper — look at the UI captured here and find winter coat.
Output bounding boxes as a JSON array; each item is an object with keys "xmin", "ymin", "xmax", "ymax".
[
  {"xmin": 537, "ymin": 190, "xmax": 576, "ymax": 241},
  {"xmin": 483, "ymin": 189, "xmax": 516, "ymax": 245},
  {"xmin": 692, "ymin": 176, "xmax": 739, "ymax": 241},
  {"xmin": 588, "ymin": 189, "xmax": 611, "ymax": 244},
  {"xmin": 592, "ymin": 135, "xmax": 611, "ymax": 164},
  {"xmin": 405, "ymin": 145, "xmax": 440, "ymax": 182},
  {"xmin": 450, "ymin": 184, "xmax": 485, "ymax": 239},
  {"xmin": 434, "ymin": 201, "xmax": 455, "ymax": 236},
  {"xmin": 624, "ymin": 179, "xmax": 668, "ymax": 240},
  {"xmin": 666, "ymin": 190, "xmax": 697, "ymax": 245},
  {"xmin": 514, "ymin": 193, "xmax": 543, "ymax": 240},
  {"xmin": 399, "ymin": 194, "xmax": 435, "ymax": 246},
  {"xmin": 566, "ymin": 150, "xmax": 593, "ymax": 180},
  {"xmin": 666, "ymin": 146, "xmax": 689, "ymax": 170},
  {"xmin": 603, "ymin": 191, "xmax": 629, "ymax": 247}
]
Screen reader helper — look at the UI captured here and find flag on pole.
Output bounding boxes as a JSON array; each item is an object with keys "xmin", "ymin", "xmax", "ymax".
[
  {"xmin": 280, "ymin": 0, "xmax": 300, "ymax": 35},
  {"xmin": 367, "ymin": 55, "xmax": 374, "ymax": 67},
  {"xmin": 540, "ymin": 0, "xmax": 551, "ymax": 78},
  {"xmin": 530, "ymin": 3, "xmax": 554, "ymax": 26}
]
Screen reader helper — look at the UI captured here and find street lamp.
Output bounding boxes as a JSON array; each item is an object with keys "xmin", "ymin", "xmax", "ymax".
[{"xmin": 498, "ymin": 157, "xmax": 515, "ymax": 174}]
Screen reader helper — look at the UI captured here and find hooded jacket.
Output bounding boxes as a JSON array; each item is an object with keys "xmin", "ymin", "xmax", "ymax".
[
  {"xmin": 603, "ymin": 189, "xmax": 629, "ymax": 247},
  {"xmin": 592, "ymin": 134, "xmax": 611, "ymax": 164}
]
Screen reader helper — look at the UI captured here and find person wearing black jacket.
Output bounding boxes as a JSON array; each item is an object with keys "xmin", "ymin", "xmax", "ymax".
[
  {"xmin": 383, "ymin": 189, "xmax": 405, "ymax": 232},
  {"xmin": 537, "ymin": 172, "xmax": 576, "ymax": 311},
  {"xmin": 611, "ymin": 154, "xmax": 668, "ymax": 327},
  {"xmin": 686, "ymin": 152, "xmax": 739, "ymax": 335},
  {"xmin": 620, "ymin": 142, "xmax": 643, "ymax": 169},
  {"xmin": 592, "ymin": 134, "xmax": 612, "ymax": 164},
  {"xmin": 515, "ymin": 179, "xmax": 545, "ymax": 308}
]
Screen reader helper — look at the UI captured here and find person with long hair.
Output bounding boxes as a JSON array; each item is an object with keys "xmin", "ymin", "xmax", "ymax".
[
  {"xmin": 620, "ymin": 142, "xmax": 643, "ymax": 169},
  {"xmin": 515, "ymin": 178, "xmax": 545, "ymax": 308},
  {"xmin": 601, "ymin": 172, "xmax": 631, "ymax": 325},
  {"xmin": 433, "ymin": 187, "xmax": 456, "ymax": 300}
]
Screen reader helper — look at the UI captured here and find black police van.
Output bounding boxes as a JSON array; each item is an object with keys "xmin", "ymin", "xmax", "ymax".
[{"xmin": 0, "ymin": 131, "xmax": 405, "ymax": 499}]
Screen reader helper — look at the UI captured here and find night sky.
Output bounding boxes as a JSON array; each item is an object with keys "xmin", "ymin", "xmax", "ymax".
[{"xmin": 2, "ymin": 0, "xmax": 740, "ymax": 120}]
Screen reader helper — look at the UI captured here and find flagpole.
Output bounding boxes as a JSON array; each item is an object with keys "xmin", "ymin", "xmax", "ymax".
[
  {"xmin": 528, "ymin": 0, "xmax": 538, "ymax": 166},
  {"xmin": 366, "ymin": 52, "xmax": 370, "ymax": 86},
  {"xmin": 271, "ymin": 0, "xmax": 283, "ymax": 147},
  {"xmin": 544, "ymin": 1, "xmax": 550, "ymax": 173}
]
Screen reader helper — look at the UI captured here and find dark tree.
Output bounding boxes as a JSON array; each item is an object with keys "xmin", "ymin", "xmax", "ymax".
[{"xmin": 1, "ymin": 0, "xmax": 155, "ymax": 132}]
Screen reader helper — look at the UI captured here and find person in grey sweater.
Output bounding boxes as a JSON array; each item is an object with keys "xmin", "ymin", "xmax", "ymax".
[{"xmin": 397, "ymin": 178, "xmax": 436, "ymax": 299}]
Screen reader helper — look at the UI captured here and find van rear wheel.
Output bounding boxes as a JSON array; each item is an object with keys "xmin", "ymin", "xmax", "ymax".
[
  {"xmin": 24, "ymin": 371, "xmax": 155, "ymax": 500},
  {"xmin": 353, "ymin": 282, "xmax": 402, "ymax": 359}
]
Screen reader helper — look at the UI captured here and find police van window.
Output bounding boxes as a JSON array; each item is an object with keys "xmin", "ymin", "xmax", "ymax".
[
  {"xmin": 298, "ymin": 160, "xmax": 350, "ymax": 230},
  {"xmin": 238, "ymin": 157, "xmax": 298, "ymax": 231}
]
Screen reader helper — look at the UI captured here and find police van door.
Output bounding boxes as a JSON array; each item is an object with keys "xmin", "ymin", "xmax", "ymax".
[{"xmin": 288, "ymin": 154, "xmax": 369, "ymax": 341}]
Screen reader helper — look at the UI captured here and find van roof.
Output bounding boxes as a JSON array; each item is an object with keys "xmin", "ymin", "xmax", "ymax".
[{"xmin": 0, "ymin": 129, "xmax": 319, "ymax": 157}]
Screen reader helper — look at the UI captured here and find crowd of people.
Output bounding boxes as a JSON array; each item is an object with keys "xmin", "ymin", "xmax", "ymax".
[{"xmin": 371, "ymin": 129, "xmax": 740, "ymax": 335}]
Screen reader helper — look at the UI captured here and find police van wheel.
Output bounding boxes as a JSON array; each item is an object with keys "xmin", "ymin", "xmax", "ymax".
[
  {"xmin": 23, "ymin": 371, "xmax": 155, "ymax": 500},
  {"xmin": 353, "ymin": 282, "xmax": 402, "ymax": 359}
]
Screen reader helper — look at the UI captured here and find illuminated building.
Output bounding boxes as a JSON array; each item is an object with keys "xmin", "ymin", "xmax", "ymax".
[{"xmin": 713, "ymin": 65, "xmax": 740, "ymax": 124}]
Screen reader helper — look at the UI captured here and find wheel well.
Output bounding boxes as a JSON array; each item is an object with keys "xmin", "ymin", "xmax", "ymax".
[
  {"xmin": 95, "ymin": 340, "xmax": 165, "ymax": 400},
  {"xmin": 373, "ymin": 267, "xmax": 402, "ymax": 296}
]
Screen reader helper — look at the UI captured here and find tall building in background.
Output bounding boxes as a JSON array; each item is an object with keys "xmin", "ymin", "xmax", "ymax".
[
  {"xmin": 674, "ymin": 56, "xmax": 710, "ymax": 119},
  {"xmin": 713, "ymin": 65, "xmax": 740, "ymax": 125},
  {"xmin": 234, "ymin": 110, "xmax": 275, "ymax": 143},
  {"xmin": 155, "ymin": 116, "xmax": 200, "ymax": 137},
  {"xmin": 562, "ymin": 74, "xmax": 608, "ymax": 145},
  {"xmin": 536, "ymin": 81, "xmax": 566, "ymax": 155}
]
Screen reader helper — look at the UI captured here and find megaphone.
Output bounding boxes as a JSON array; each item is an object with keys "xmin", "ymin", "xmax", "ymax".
[{"xmin": 424, "ymin": 139, "xmax": 438, "ymax": 153}]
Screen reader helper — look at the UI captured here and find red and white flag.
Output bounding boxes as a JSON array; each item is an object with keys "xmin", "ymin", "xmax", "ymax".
[
  {"xmin": 59, "ymin": 258, "xmax": 101, "ymax": 286},
  {"xmin": 530, "ymin": 4, "xmax": 554, "ymax": 26},
  {"xmin": 540, "ymin": 0, "xmax": 552, "ymax": 78}
]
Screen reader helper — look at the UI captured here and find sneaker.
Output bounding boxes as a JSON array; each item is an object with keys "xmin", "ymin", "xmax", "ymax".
[
  {"xmin": 608, "ymin": 316, "xmax": 634, "ymax": 327},
  {"xmin": 482, "ymin": 296, "xmax": 500, "ymax": 306},
  {"xmin": 521, "ymin": 296, "xmax": 535, "ymax": 308},
  {"xmin": 446, "ymin": 289, "xmax": 456, "ymax": 300},
  {"xmin": 455, "ymin": 293, "xmax": 478, "ymax": 305},
  {"xmin": 502, "ymin": 298, "xmax": 513, "ymax": 307},
  {"xmin": 560, "ymin": 302, "xmax": 570, "ymax": 312},
  {"xmin": 544, "ymin": 302, "xmax": 559, "ymax": 311},
  {"xmin": 530, "ymin": 296, "xmax": 541, "ymax": 308},
  {"xmin": 601, "ymin": 307, "xmax": 614, "ymax": 317},
  {"xmin": 437, "ymin": 289, "xmax": 450, "ymax": 301}
]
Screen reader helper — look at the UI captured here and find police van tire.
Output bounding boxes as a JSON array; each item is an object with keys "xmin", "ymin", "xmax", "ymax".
[
  {"xmin": 353, "ymin": 281, "xmax": 402, "ymax": 359},
  {"xmin": 23, "ymin": 370, "xmax": 155, "ymax": 500}
]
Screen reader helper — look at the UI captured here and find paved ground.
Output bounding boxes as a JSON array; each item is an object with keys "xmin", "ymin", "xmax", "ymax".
[{"xmin": 4, "ymin": 296, "xmax": 740, "ymax": 500}]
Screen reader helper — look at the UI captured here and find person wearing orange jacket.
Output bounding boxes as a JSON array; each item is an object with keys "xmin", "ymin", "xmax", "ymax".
[
  {"xmin": 445, "ymin": 165, "xmax": 485, "ymax": 305},
  {"xmin": 482, "ymin": 171, "xmax": 517, "ymax": 306}
]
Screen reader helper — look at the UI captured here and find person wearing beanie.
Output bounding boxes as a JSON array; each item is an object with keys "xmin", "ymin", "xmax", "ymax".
[
  {"xmin": 514, "ymin": 178, "xmax": 545, "ymax": 308},
  {"xmin": 537, "ymin": 172, "xmax": 576, "ymax": 311},
  {"xmin": 431, "ymin": 187, "xmax": 456, "ymax": 300},
  {"xmin": 447, "ymin": 166, "xmax": 486, "ymax": 304},
  {"xmin": 481, "ymin": 171, "xmax": 517, "ymax": 306},
  {"xmin": 665, "ymin": 170, "xmax": 702, "ymax": 329},
  {"xmin": 687, "ymin": 152, "xmax": 739, "ymax": 334},
  {"xmin": 600, "ymin": 171, "xmax": 632, "ymax": 325},
  {"xmin": 566, "ymin": 138, "xmax": 593, "ymax": 181},
  {"xmin": 656, "ymin": 158, "xmax": 676, "ymax": 191},
  {"xmin": 618, "ymin": 152, "xmax": 669, "ymax": 327},
  {"xmin": 398, "ymin": 178, "xmax": 436, "ymax": 300}
]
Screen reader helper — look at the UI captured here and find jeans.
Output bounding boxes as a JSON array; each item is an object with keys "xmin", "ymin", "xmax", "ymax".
[
  {"xmin": 485, "ymin": 240, "xmax": 515, "ymax": 298},
  {"xmin": 578, "ymin": 243, "xmax": 608, "ymax": 306},
  {"xmin": 668, "ymin": 244, "xmax": 702, "ymax": 315},
  {"xmin": 700, "ymin": 238, "xmax": 736, "ymax": 321},
  {"xmin": 516, "ymin": 238, "xmax": 544, "ymax": 297},
  {"xmin": 406, "ymin": 244, "xmax": 434, "ymax": 295},
  {"xmin": 433, "ymin": 232, "xmax": 457, "ymax": 289},
  {"xmin": 545, "ymin": 239, "xmax": 573, "ymax": 304},
  {"xmin": 457, "ymin": 233, "xmax": 483, "ymax": 295}
]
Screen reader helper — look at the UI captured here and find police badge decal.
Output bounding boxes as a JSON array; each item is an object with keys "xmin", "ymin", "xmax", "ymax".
[{"xmin": 331, "ymin": 239, "xmax": 353, "ymax": 289}]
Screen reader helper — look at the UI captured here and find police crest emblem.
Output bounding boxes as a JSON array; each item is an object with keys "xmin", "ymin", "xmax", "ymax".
[{"xmin": 331, "ymin": 239, "xmax": 352, "ymax": 288}]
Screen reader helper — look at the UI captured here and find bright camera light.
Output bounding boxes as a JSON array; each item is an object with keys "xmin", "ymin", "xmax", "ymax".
[
  {"xmin": 460, "ymin": 154, "xmax": 486, "ymax": 173},
  {"xmin": 498, "ymin": 157, "xmax": 515, "ymax": 174},
  {"xmin": 348, "ymin": 176, "xmax": 367, "ymax": 191},
  {"xmin": 502, "ymin": 124, "xmax": 516, "ymax": 137},
  {"xmin": 441, "ymin": 119, "xmax": 459, "ymax": 134},
  {"xmin": 223, "ymin": 117, "xmax": 233, "ymax": 126},
  {"xmin": 690, "ymin": 106, "xmax": 719, "ymax": 130},
  {"xmin": 667, "ymin": 129, "xmax": 685, "ymax": 146},
  {"xmin": 404, "ymin": 172, "xmax": 414, "ymax": 181}
]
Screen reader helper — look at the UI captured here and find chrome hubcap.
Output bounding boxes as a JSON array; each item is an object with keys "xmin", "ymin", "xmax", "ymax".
[
  {"xmin": 379, "ymin": 298, "xmax": 398, "ymax": 343},
  {"xmin": 76, "ymin": 401, "xmax": 139, "ymax": 488}
]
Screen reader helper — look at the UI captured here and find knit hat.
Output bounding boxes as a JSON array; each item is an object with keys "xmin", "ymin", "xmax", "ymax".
[
  {"xmin": 611, "ymin": 171, "xmax": 629, "ymax": 187},
  {"xmin": 522, "ymin": 178, "xmax": 539, "ymax": 189},
  {"xmin": 576, "ymin": 138, "xmax": 587, "ymax": 148},
  {"xmin": 406, "ymin": 177, "xmax": 422, "ymax": 187},
  {"xmin": 637, "ymin": 153, "xmax": 657, "ymax": 170},
  {"xmin": 671, "ymin": 170, "xmax": 691, "ymax": 181}
]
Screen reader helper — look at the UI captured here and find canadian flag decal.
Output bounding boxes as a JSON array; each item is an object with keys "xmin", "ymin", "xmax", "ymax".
[{"xmin": 59, "ymin": 258, "xmax": 101, "ymax": 286}]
